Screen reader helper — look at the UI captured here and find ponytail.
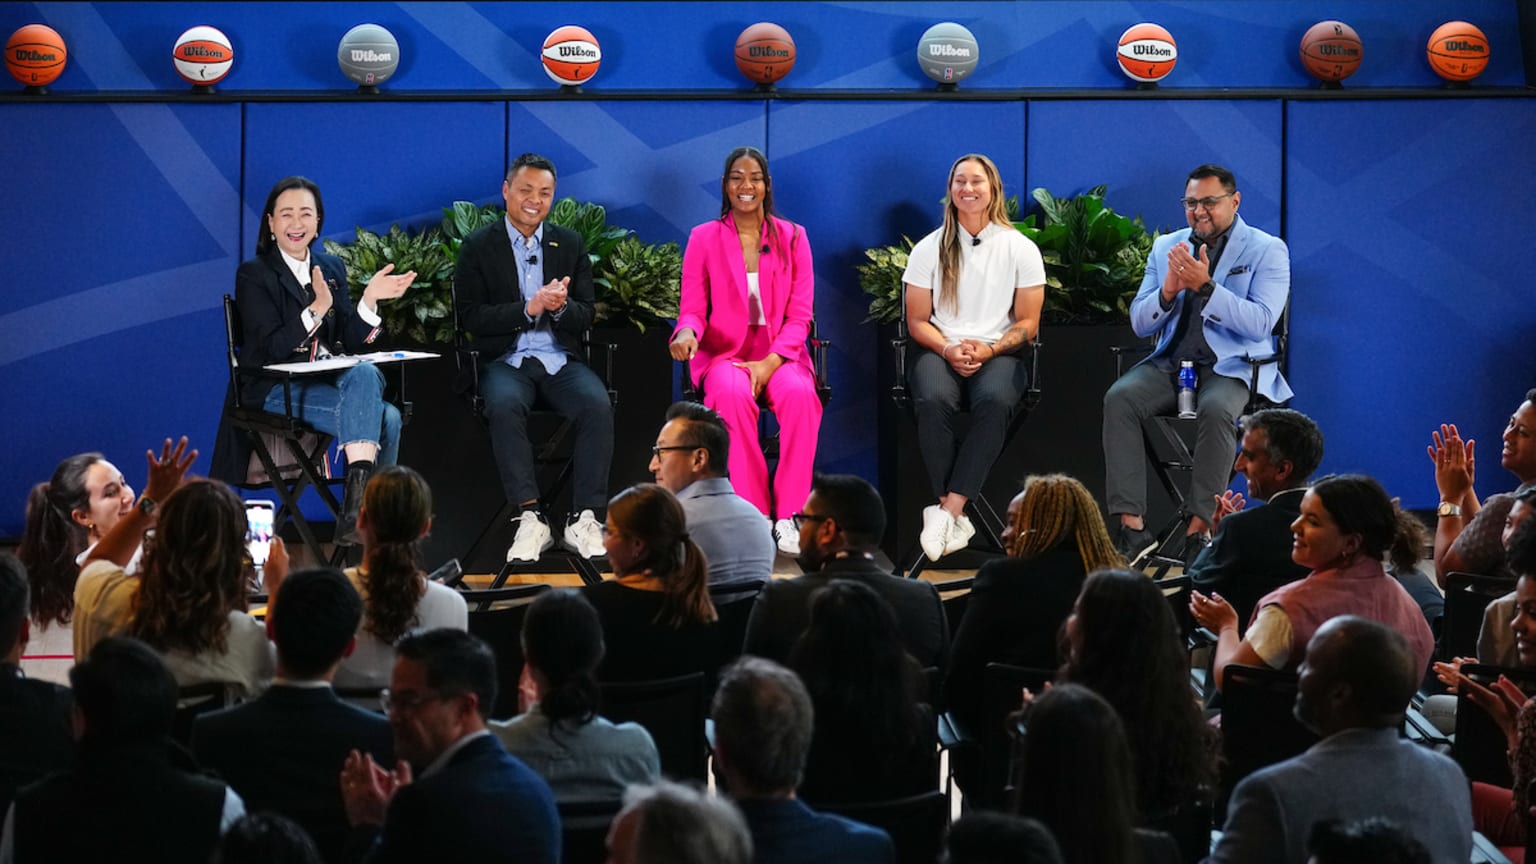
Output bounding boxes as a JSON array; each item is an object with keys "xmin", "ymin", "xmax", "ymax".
[
  {"xmin": 17, "ymin": 478, "xmax": 91, "ymax": 629},
  {"xmin": 361, "ymin": 538, "xmax": 425, "ymax": 645},
  {"xmin": 1387, "ymin": 504, "xmax": 1430, "ymax": 575}
]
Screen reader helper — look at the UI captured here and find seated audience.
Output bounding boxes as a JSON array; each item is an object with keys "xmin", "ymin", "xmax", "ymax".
[
  {"xmin": 2, "ymin": 637, "xmax": 245, "ymax": 863},
  {"xmin": 335, "ymin": 466, "xmax": 467, "ymax": 692},
  {"xmin": 192, "ymin": 567, "xmax": 392, "ymax": 863},
  {"xmin": 1306, "ymin": 818, "xmax": 1431, "ymax": 864},
  {"xmin": 1209, "ymin": 616, "xmax": 1472, "ymax": 864},
  {"xmin": 492, "ymin": 589, "xmax": 659, "ymax": 800},
  {"xmin": 1383, "ymin": 507, "xmax": 1443, "ymax": 630},
  {"xmin": 712, "ymin": 657, "xmax": 894, "ymax": 864},
  {"xmin": 946, "ymin": 474, "xmax": 1121, "ymax": 731},
  {"xmin": 649, "ymin": 401, "xmax": 777, "ymax": 584},
  {"xmin": 942, "ymin": 812, "xmax": 1064, "ymax": 864},
  {"xmin": 788, "ymin": 580, "xmax": 936, "ymax": 804},
  {"xmin": 1190, "ymin": 474, "xmax": 1435, "ymax": 690},
  {"xmin": 215, "ymin": 813, "xmax": 324, "ymax": 864},
  {"xmin": 581, "ymin": 484, "xmax": 720, "ymax": 682},
  {"xmin": 1474, "ymin": 486, "xmax": 1536, "ymax": 667},
  {"xmin": 1012, "ymin": 683, "xmax": 1180, "ymax": 864},
  {"xmin": 1059, "ymin": 569, "xmax": 1217, "ymax": 825},
  {"xmin": 745, "ymin": 473, "xmax": 947, "ymax": 671},
  {"xmin": 1428, "ymin": 389, "xmax": 1536, "ymax": 584},
  {"xmin": 605, "ymin": 780, "xmax": 753, "ymax": 864},
  {"xmin": 0, "ymin": 554, "xmax": 73, "ymax": 816},
  {"xmin": 340, "ymin": 629, "xmax": 559, "ymax": 863},
  {"xmin": 1187, "ymin": 408, "xmax": 1323, "ymax": 629}
]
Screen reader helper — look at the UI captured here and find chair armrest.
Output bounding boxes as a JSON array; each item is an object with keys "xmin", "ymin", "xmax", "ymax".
[
  {"xmin": 890, "ymin": 320, "xmax": 911, "ymax": 406},
  {"xmin": 1110, "ymin": 342, "xmax": 1154, "ymax": 378}
]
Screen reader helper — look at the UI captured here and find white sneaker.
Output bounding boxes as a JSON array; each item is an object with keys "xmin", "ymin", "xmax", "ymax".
[
  {"xmin": 774, "ymin": 518, "xmax": 800, "ymax": 557},
  {"xmin": 944, "ymin": 513, "xmax": 976, "ymax": 555},
  {"xmin": 919, "ymin": 505, "xmax": 954, "ymax": 562},
  {"xmin": 507, "ymin": 512, "xmax": 553, "ymax": 562},
  {"xmin": 563, "ymin": 509, "xmax": 605, "ymax": 559}
]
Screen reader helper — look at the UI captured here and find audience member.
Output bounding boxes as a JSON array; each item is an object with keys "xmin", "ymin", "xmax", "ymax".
[
  {"xmin": 454, "ymin": 152, "xmax": 612, "ymax": 563},
  {"xmin": 1474, "ymin": 486, "xmax": 1536, "ymax": 667},
  {"xmin": 671, "ymin": 146, "xmax": 821, "ymax": 556},
  {"xmin": 1187, "ymin": 408, "xmax": 1323, "ymax": 628},
  {"xmin": 1429, "ymin": 388, "xmax": 1536, "ymax": 584},
  {"xmin": 1382, "ymin": 507, "xmax": 1443, "ymax": 630},
  {"xmin": 581, "ymin": 484, "xmax": 720, "ymax": 682},
  {"xmin": 1059, "ymin": 569, "xmax": 1217, "ymax": 823},
  {"xmin": 335, "ymin": 467, "xmax": 467, "ymax": 693},
  {"xmin": 340, "ymin": 628, "xmax": 558, "ymax": 863},
  {"xmin": 745, "ymin": 473, "xmax": 947, "ymax": 670},
  {"xmin": 1190, "ymin": 474, "xmax": 1434, "ymax": 690},
  {"xmin": 214, "ymin": 813, "xmax": 324, "ymax": 864},
  {"xmin": 192, "ymin": 567, "xmax": 392, "ymax": 863},
  {"xmin": 1305, "ymin": 818, "xmax": 1432, "ymax": 864},
  {"xmin": 492, "ymin": 589, "xmax": 659, "ymax": 799},
  {"xmin": 0, "ymin": 554, "xmax": 73, "ymax": 816},
  {"xmin": 1012, "ymin": 683, "xmax": 1179, "ymax": 864},
  {"xmin": 942, "ymin": 812, "xmax": 1063, "ymax": 864},
  {"xmin": 1209, "ymin": 616, "xmax": 1472, "ymax": 864},
  {"xmin": 605, "ymin": 780, "xmax": 753, "ymax": 864},
  {"xmin": 788, "ymin": 580, "xmax": 936, "ymax": 804},
  {"xmin": 2, "ymin": 637, "xmax": 244, "ymax": 863},
  {"xmin": 712, "ymin": 657, "xmax": 894, "ymax": 864},
  {"xmin": 648, "ymin": 401, "xmax": 776, "ymax": 584},
  {"xmin": 946, "ymin": 474, "xmax": 1121, "ymax": 731},
  {"xmin": 902, "ymin": 153, "xmax": 1046, "ymax": 561}
]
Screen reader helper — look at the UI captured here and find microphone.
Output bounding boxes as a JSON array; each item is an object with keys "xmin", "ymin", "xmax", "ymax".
[
  {"xmin": 761, "ymin": 244, "xmax": 770, "ymax": 254},
  {"xmin": 528, "ymin": 253, "xmax": 539, "ymax": 266},
  {"xmin": 971, "ymin": 236, "xmax": 982, "ymax": 247}
]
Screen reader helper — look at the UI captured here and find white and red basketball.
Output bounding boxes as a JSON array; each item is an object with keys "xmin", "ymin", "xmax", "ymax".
[
  {"xmin": 542, "ymin": 25, "xmax": 601, "ymax": 86},
  {"xmin": 173, "ymin": 25, "xmax": 233, "ymax": 85},
  {"xmin": 1117, "ymin": 23, "xmax": 1177, "ymax": 83}
]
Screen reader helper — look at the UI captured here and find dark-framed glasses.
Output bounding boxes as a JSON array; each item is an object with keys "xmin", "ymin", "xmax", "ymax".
[
  {"xmin": 790, "ymin": 512, "xmax": 832, "ymax": 531},
  {"xmin": 1180, "ymin": 193, "xmax": 1232, "ymax": 211},
  {"xmin": 650, "ymin": 444, "xmax": 703, "ymax": 458}
]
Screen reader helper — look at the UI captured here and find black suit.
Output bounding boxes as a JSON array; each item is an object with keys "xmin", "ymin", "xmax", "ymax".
[
  {"xmin": 744, "ymin": 554, "xmax": 949, "ymax": 673},
  {"xmin": 0, "ymin": 665, "xmax": 73, "ymax": 817},
  {"xmin": 1186, "ymin": 486, "xmax": 1310, "ymax": 631},
  {"xmin": 191, "ymin": 684, "xmax": 393, "ymax": 864}
]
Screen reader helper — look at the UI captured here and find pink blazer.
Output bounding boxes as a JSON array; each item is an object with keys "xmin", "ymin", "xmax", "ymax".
[{"xmin": 673, "ymin": 212, "xmax": 815, "ymax": 388}]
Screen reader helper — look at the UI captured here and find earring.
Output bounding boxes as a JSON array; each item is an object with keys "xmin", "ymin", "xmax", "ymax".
[{"xmin": 269, "ymin": 232, "xmax": 276, "ymax": 242}]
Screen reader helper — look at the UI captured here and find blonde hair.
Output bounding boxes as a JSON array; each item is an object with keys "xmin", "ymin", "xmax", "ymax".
[
  {"xmin": 1007, "ymin": 474, "xmax": 1124, "ymax": 572},
  {"xmin": 937, "ymin": 153, "xmax": 1011, "ymax": 315}
]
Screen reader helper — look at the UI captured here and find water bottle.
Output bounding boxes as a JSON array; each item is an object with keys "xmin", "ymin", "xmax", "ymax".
[{"xmin": 1177, "ymin": 360, "xmax": 1197, "ymax": 418}]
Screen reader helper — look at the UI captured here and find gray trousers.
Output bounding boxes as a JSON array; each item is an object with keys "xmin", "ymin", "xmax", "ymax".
[{"xmin": 1102, "ymin": 363, "xmax": 1248, "ymax": 518}]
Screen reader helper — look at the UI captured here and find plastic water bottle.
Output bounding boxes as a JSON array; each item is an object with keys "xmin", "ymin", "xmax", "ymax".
[{"xmin": 1177, "ymin": 360, "xmax": 1197, "ymax": 418}]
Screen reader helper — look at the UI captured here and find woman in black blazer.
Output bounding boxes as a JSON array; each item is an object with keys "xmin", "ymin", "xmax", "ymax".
[{"xmin": 230, "ymin": 176, "xmax": 415, "ymax": 540}]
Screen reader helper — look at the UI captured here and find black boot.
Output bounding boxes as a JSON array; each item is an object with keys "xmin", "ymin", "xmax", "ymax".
[{"xmin": 337, "ymin": 460, "xmax": 373, "ymax": 547}]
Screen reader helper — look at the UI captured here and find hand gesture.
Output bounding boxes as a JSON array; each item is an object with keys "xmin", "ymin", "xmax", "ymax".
[
  {"xmin": 527, "ymin": 276, "xmax": 570, "ymax": 317},
  {"xmin": 1167, "ymin": 242, "xmax": 1211, "ymax": 291},
  {"xmin": 310, "ymin": 265, "xmax": 334, "ymax": 319},
  {"xmin": 960, "ymin": 339, "xmax": 997, "ymax": 367},
  {"xmin": 1210, "ymin": 490, "xmax": 1247, "ymax": 531},
  {"xmin": 1432, "ymin": 656, "xmax": 1474, "ymax": 693},
  {"xmin": 1189, "ymin": 590, "xmax": 1239, "ymax": 634},
  {"xmin": 360, "ymin": 262, "xmax": 417, "ymax": 308},
  {"xmin": 341, "ymin": 750, "xmax": 412, "ymax": 827},
  {"xmin": 1428, "ymin": 424, "xmax": 1475, "ymax": 503},
  {"xmin": 141, "ymin": 437, "xmax": 197, "ymax": 504},
  {"xmin": 943, "ymin": 343, "xmax": 980, "ymax": 378},
  {"xmin": 670, "ymin": 329, "xmax": 698, "ymax": 361},
  {"xmin": 1454, "ymin": 672, "xmax": 1531, "ymax": 751},
  {"xmin": 732, "ymin": 355, "xmax": 784, "ymax": 400},
  {"xmin": 262, "ymin": 536, "xmax": 289, "ymax": 601}
]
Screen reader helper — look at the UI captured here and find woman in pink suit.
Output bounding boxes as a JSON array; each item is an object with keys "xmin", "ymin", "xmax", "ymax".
[{"xmin": 670, "ymin": 146, "xmax": 820, "ymax": 556}]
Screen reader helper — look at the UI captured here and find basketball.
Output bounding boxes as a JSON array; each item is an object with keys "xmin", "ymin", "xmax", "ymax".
[
  {"xmin": 734, "ymin": 22, "xmax": 795, "ymax": 86},
  {"xmin": 1116, "ymin": 23, "xmax": 1177, "ymax": 84},
  {"xmin": 917, "ymin": 22, "xmax": 979, "ymax": 86},
  {"xmin": 1299, "ymin": 21, "xmax": 1362, "ymax": 83},
  {"xmin": 541, "ymin": 25, "xmax": 600, "ymax": 86},
  {"xmin": 337, "ymin": 23, "xmax": 399, "ymax": 88},
  {"xmin": 6, "ymin": 24, "xmax": 66, "ymax": 88},
  {"xmin": 172, "ymin": 26, "xmax": 234, "ymax": 86},
  {"xmin": 1426, "ymin": 21, "xmax": 1489, "ymax": 82}
]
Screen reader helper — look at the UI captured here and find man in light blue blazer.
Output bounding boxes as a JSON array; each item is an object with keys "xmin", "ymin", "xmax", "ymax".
[{"xmin": 1103, "ymin": 164, "xmax": 1291, "ymax": 562}]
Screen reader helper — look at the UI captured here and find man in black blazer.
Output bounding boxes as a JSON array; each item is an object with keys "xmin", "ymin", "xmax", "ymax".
[
  {"xmin": 1187, "ymin": 408, "xmax": 1324, "ymax": 630},
  {"xmin": 455, "ymin": 153, "xmax": 613, "ymax": 564},
  {"xmin": 192, "ymin": 568, "xmax": 392, "ymax": 864},
  {"xmin": 0, "ymin": 555, "xmax": 73, "ymax": 817},
  {"xmin": 744, "ymin": 474, "xmax": 948, "ymax": 672},
  {"xmin": 340, "ymin": 629, "xmax": 559, "ymax": 864}
]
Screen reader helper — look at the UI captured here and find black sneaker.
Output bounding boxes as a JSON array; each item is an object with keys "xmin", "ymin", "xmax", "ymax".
[
  {"xmin": 1182, "ymin": 533, "xmax": 1210, "ymax": 572},
  {"xmin": 1113, "ymin": 524, "xmax": 1155, "ymax": 564}
]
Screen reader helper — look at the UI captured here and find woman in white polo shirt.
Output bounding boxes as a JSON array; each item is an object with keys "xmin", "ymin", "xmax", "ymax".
[{"xmin": 901, "ymin": 154, "xmax": 1046, "ymax": 561}]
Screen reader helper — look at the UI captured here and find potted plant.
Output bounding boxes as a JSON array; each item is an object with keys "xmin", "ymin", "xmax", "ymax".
[
  {"xmin": 1013, "ymin": 185, "xmax": 1155, "ymax": 325},
  {"xmin": 324, "ymin": 223, "xmax": 456, "ymax": 346}
]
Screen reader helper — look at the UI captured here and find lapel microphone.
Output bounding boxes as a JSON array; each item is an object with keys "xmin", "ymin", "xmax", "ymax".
[
  {"xmin": 760, "ymin": 243, "xmax": 769, "ymax": 254},
  {"xmin": 528, "ymin": 253, "xmax": 539, "ymax": 266},
  {"xmin": 971, "ymin": 236, "xmax": 982, "ymax": 247}
]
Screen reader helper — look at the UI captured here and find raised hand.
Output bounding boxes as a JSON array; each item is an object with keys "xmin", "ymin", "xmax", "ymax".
[
  {"xmin": 1210, "ymin": 490, "xmax": 1247, "ymax": 531},
  {"xmin": 142, "ymin": 436, "xmax": 197, "ymax": 504},
  {"xmin": 310, "ymin": 265, "xmax": 334, "ymax": 319},
  {"xmin": 361, "ymin": 262, "xmax": 417, "ymax": 307},
  {"xmin": 1428, "ymin": 424, "xmax": 1475, "ymax": 503}
]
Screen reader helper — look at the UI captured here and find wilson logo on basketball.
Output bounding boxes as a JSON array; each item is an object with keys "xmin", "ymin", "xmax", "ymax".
[
  {"xmin": 13, "ymin": 48, "xmax": 56, "ymax": 62},
  {"xmin": 1318, "ymin": 44, "xmax": 1359, "ymax": 57},
  {"xmin": 748, "ymin": 46, "xmax": 790, "ymax": 58},
  {"xmin": 1132, "ymin": 44, "xmax": 1172, "ymax": 57},
  {"xmin": 928, "ymin": 44, "xmax": 972, "ymax": 58},
  {"xmin": 557, "ymin": 45, "xmax": 597, "ymax": 58},
  {"xmin": 180, "ymin": 45, "xmax": 228, "ymax": 59},
  {"xmin": 1443, "ymin": 40, "xmax": 1486, "ymax": 53},
  {"xmin": 350, "ymin": 49, "xmax": 392, "ymax": 62}
]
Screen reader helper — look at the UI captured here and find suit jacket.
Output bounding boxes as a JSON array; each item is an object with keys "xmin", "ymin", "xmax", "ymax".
[
  {"xmin": 354, "ymin": 732, "xmax": 559, "ymax": 864},
  {"xmin": 674, "ymin": 213, "xmax": 814, "ymax": 386},
  {"xmin": 191, "ymin": 684, "xmax": 393, "ymax": 864},
  {"xmin": 737, "ymin": 797, "xmax": 894, "ymax": 864},
  {"xmin": 1129, "ymin": 214, "xmax": 1291, "ymax": 403},
  {"xmin": 453, "ymin": 219, "xmax": 593, "ymax": 368},
  {"xmin": 1186, "ymin": 487, "xmax": 1309, "ymax": 632},
  {"xmin": 1206, "ymin": 727, "xmax": 1472, "ymax": 864},
  {"xmin": 744, "ymin": 555, "xmax": 949, "ymax": 673},
  {"xmin": 0, "ymin": 666, "xmax": 73, "ymax": 817},
  {"xmin": 677, "ymin": 477, "xmax": 776, "ymax": 585}
]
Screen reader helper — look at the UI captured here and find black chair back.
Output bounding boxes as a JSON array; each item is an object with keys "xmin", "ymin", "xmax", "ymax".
[
  {"xmin": 1217, "ymin": 664, "xmax": 1318, "ymax": 821},
  {"xmin": 933, "ymin": 576, "xmax": 976, "ymax": 644},
  {"xmin": 463, "ymin": 584, "xmax": 553, "ymax": 720},
  {"xmin": 1453, "ymin": 663, "xmax": 1536, "ymax": 787},
  {"xmin": 1441, "ymin": 572, "xmax": 1515, "ymax": 662},
  {"xmin": 558, "ymin": 798, "xmax": 624, "ymax": 864},
  {"xmin": 601, "ymin": 672, "xmax": 709, "ymax": 782},
  {"xmin": 173, "ymin": 681, "xmax": 230, "ymax": 746},
  {"xmin": 710, "ymin": 579, "xmax": 766, "ymax": 671},
  {"xmin": 823, "ymin": 790, "xmax": 948, "ymax": 864},
  {"xmin": 976, "ymin": 663, "xmax": 1052, "ymax": 810}
]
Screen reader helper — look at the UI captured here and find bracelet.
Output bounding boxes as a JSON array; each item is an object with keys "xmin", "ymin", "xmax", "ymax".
[{"xmin": 941, "ymin": 344, "xmax": 955, "ymax": 360}]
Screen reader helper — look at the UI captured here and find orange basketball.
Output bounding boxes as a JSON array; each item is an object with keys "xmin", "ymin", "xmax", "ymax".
[
  {"xmin": 1300, "ymin": 21, "xmax": 1362, "ymax": 82},
  {"xmin": 6, "ymin": 24, "xmax": 66, "ymax": 87},
  {"xmin": 1116, "ymin": 23, "xmax": 1176, "ymax": 84},
  {"xmin": 734, "ymin": 22, "xmax": 795, "ymax": 85},
  {"xmin": 541, "ymin": 25, "xmax": 600, "ymax": 86},
  {"xmin": 1426, "ymin": 21, "xmax": 1489, "ymax": 82}
]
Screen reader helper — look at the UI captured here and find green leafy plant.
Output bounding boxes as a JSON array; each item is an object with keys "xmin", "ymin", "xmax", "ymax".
[
  {"xmin": 1014, "ymin": 185, "xmax": 1157, "ymax": 325},
  {"xmin": 546, "ymin": 197, "xmax": 632, "ymax": 273},
  {"xmin": 593, "ymin": 236, "xmax": 682, "ymax": 333},
  {"xmin": 323, "ymin": 224, "xmax": 455, "ymax": 345},
  {"xmin": 439, "ymin": 200, "xmax": 502, "ymax": 263},
  {"xmin": 857, "ymin": 238, "xmax": 915, "ymax": 325}
]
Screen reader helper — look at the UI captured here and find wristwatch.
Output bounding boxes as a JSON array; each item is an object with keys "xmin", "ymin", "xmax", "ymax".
[
  {"xmin": 136, "ymin": 496, "xmax": 158, "ymax": 518},
  {"xmin": 1436, "ymin": 501, "xmax": 1462, "ymax": 518}
]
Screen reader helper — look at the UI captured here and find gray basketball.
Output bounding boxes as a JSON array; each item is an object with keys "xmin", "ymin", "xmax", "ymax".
[
  {"xmin": 338, "ymin": 23, "xmax": 399, "ymax": 87},
  {"xmin": 917, "ymin": 22, "xmax": 979, "ymax": 85}
]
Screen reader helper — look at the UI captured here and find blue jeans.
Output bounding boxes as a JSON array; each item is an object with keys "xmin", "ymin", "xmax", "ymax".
[{"xmin": 263, "ymin": 362, "xmax": 400, "ymax": 467}]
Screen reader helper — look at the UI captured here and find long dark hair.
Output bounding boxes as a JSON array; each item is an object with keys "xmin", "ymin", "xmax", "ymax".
[
  {"xmin": 608, "ymin": 484, "xmax": 716, "ymax": 628},
  {"xmin": 17, "ymin": 453, "xmax": 104, "ymax": 628},
  {"xmin": 522, "ymin": 589, "xmax": 604, "ymax": 734},
  {"xmin": 1060, "ymin": 569, "xmax": 1217, "ymax": 815},
  {"xmin": 358, "ymin": 467, "xmax": 429, "ymax": 644},
  {"xmin": 1308, "ymin": 474, "xmax": 1419, "ymax": 566},
  {"xmin": 717, "ymin": 146, "xmax": 780, "ymax": 245},
  {"xmin": 130, "ymin": 480, "xmax": 249, "ymax": 655},
  {"xmin": 255, "ymin": 176, "xmax": 325, "ymax": 256}
]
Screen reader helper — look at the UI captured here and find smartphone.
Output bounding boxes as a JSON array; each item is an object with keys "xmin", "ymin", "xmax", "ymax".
[
  {"xmin": 245, "ymin": 500, "xmax": 275, "ymax": 571},
  {"xmin": 427, "ymin": 558, "xmax": 465, "ymax": 589}
]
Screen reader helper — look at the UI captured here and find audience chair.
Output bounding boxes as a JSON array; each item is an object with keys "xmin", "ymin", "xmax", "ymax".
[
  {"xmin": 933, "ymin": 576, "xmax": 976, "ymax": 645},
  {"xmin": 709, "ymin": 579, "xmax": 767, "ymax": 673},
  {"xmin": 1216, "ymin": 663, "xmax": 1317, "ymax": 823},
  {"xmin": 890, "ymin": 317, "xmax": 1043, "ymax": 579},
  {"xmin": 1441, "ymin": 572, "xmax": 1516, "ymax": 663},
  {"xmin": 461, "ymin": 583, "xmax": 554, "ymax": 719},
  {"xmin": 823, "ymin": 790, "xmax": 949, "ymax": 864},
  {"xmin": 938, "ymin": 662, "xmax": 1052, "ymax": 811},
  {"xmin": 334, "ymin": 685, "xmax": 387, "ymax": 713},
  {"xmin": 557, "ymin": 798, "xmax": 624, "ymax": 864},
  {"xmin": 600, "ymin": 672, "xmax": 709, "ymax": 782},
  {"xmin": 1143, "ymin": 793, "xmax": 1214, "ymax": 864},
  {"xmin": 172, "ymin": 681, "xmax": 231, "ymax": 747},
  {"xmin": 1454, "ymin": 664, "xmax": 1536, "ymax": 788}
]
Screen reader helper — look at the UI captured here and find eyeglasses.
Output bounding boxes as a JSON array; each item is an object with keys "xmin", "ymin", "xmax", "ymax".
[
  {"xmin": 650, "ymin": 444, "xmax": 703, "ymax": 458},
  {"xmin": 790, "ymin": 512, "xmax": 833, "ymax": 531},
  {"xmin": 1180, "ymin": 193, "xmax": 1233, "ymax": 211},
  {"xmin": 380, "ymin": 688, "xmax": 454, "ymax": 714}
]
